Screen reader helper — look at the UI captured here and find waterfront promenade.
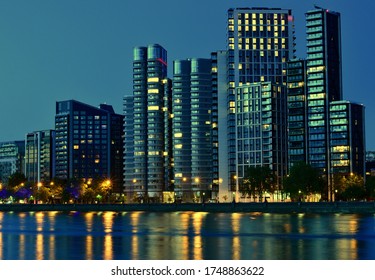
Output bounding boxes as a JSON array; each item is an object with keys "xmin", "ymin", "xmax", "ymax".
[{"xmin": 1, "ymin": 202, "xmax": 375, "ymax": 214}]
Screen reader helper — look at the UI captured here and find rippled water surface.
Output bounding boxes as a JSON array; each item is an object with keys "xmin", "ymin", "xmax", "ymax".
[{"xmin": 0, "ymin": 211, "xmax": 375, "ymax": 260}]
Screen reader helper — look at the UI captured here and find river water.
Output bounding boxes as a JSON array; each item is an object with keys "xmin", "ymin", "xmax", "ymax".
[{"xmin": 0, "ymin": 211, "xmax": 374, "ymax": 260}]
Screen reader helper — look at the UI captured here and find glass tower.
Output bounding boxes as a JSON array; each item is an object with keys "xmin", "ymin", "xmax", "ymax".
[
  {"xmin": 236, "ymin": 82, "xmax": 287, "ymax": 194},
  {"xmin": 287, "ymin": 59, "xmax": 308, "ymax": 168},
  {"xmin": 128, "ymin": 44, "xmax": 171, "ymax": 202},
  {"xmin": 306, "ymin": 7, "xmax": 342, "ymax": 173},
  {"xmin": 329, "ymin": 101, "xmax": 365, "ymax": 177},
  {"xmin": 25, "ymin": 130, "xmax": 56, "ymax": 184},
  {"xmin": 173, "ymin": 58, "xmax": 216, "ymax": 202},
  {"xmin": 226, "ymin": 7, "xmax": 295, "ymax": 191}
]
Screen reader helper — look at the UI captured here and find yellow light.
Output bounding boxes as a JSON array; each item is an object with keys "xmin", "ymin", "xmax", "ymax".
[
  {"xmin": 147, "ymin": 77, "xmax": 159, "ymax": 83},
  {"xmin": 174, "ymin": 133, "xmax": 183, "ymax": 138},
  {"xmin": 147, "ymin": 89, "xmax": 159, "ymax": 94},
  {"xmin": 148, "ymin": 106, "xmax": 159, "ymax": 111}
]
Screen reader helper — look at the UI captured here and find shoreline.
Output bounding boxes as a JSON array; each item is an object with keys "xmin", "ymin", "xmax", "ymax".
[{"xmin": 1, "ymin": 201, "xmax": 375, "ymax": 214}]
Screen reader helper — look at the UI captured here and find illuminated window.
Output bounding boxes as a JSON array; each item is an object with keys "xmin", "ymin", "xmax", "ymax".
[
  {"xmin": 147, "ymin": 77, "xmax": 159, "ymax": 82},
  {"xmin": 74, "ymin": 145, "xmax": 79, "ymax": 150},
  {"xmin": 174, "ymin": 133, "xmax": 183, "ymax": 138},
  {"xmin": 148, "ymin": 106, "xmax": 159, "ymax": 111},
  {"xmin": 175, "ymin": 144, "xmax": 183, "ymax": 149},
  {"xmin": 148, "ymin": 89, "xmax": 159, "ymax": 94}
]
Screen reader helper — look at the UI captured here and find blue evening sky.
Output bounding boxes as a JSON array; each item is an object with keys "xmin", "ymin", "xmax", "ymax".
[{"xmin": 0, "ymin": 0, "xmax": 373, "ymax": 149}]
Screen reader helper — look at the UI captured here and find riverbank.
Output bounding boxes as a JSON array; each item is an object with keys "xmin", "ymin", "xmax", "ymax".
[{"xmin": 1, "ymin": 201, "xmax": 375, "ymax": 214}]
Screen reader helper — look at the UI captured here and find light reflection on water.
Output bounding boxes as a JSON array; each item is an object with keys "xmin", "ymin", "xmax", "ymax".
[{"xmin": 0, "ymin": 211, "xmax": 374, "ymax": 260}]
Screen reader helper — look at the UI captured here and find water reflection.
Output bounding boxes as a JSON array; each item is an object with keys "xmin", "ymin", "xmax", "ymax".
[{"xmin": 0, "ymin": 211, "xmax": 374, "ymax": 259}]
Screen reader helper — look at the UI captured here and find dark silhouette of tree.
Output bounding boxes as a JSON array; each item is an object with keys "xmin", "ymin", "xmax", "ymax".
[
  {"xmin": 241, "ymin": 166, "xmax": 275, "ymax": 201},
  {"xmin": 365, "ymin": 176, "xmax": 375, "ymax": 200},
  {"xmin": 283, "ymin": 162, "xmax": 324, "ymax": 200},
  {"xmin": 340, "ymin": 173, "xmax": 365, "ymax": 201},
  {"xmin": 7, "ymin": 172, "xmax": 27, "ymax": 189}
]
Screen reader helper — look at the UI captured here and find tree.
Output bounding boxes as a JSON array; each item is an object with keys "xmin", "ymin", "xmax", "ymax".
[
  {"xmin": 340, "ymin": 173, "xmax": 365, "ymax": 201},
  {"xmin": 8, "ymin": 172, "xmax": 27, "ymax": 189},
  {"xmin": 241, "ymin": 166, "xmax": 275, "ymax": 201},
  {"xmin": 365, "ymin": 176, "xmax": 375, "ymax": 200},
  {"xmin": 283, "ymin": 162, "xmax": 324, "ymax": 201}
]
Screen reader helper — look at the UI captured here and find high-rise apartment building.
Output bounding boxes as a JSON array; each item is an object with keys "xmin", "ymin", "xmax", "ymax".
[
  {"xmin": 55, "ymin": 100, "xmax": 124, "ymax": 192},
  {"xmin": 236, "ymin": 82, "xmax": 287, "ymax": 190},
  {"xmin": 0, "ymin": 141, "xmax": 25, "ymax": 184},
  {"xmin": 225, "ymin": 7, "xmax": 295, "ymax": 192},
  {"xmin": 329, "ymin": 101, "xmax": 365, "ymax": 177},
  {"xmin": 287, "ymin": 59, "xmax": 308, "ymax": 168},
  {"xmin": 124, "ymin": 44, "xmax": 172, "ymax": 202},
  {"xmin": 172, "ymin": 58, "xmax": 217, "ymax": 202},
  {"xmin": 306, "ymin": 7, "xmax": 342, "ymax": 173},
  {"xmin": 25, "ymin": 130, "xmax": 55, "ymax": 184},
  {"xmin": 212, "ymin": 51, "xmax": 229, "ymax": 198},
  {"xmin": 123, "ymin": 95, "xmax": 135, "ymax": 193},
  {"xmin": 284, "ymin": 6, "xmax": 365, "ymax": 201}
]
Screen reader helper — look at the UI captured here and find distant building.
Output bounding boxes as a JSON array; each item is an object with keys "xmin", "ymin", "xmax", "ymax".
[
  {"xmin": 365, "ymin": 151, "xmax": 375, "ymax": 176},
  {"xmin": 25, "ymin": 130, "xmax": 56, "ymax": 184},
  {"xmin": 55, "ymin": 100, "xmax": 124, "ymax": 192},
  {"xmin": 0, "ymin": 141, "xmax": 25, "ymax": 184}
]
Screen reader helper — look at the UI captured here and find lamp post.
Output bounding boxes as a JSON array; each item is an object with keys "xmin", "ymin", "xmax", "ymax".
[
  {"xmin": 195, "ymin": 177, "xmax": 200, "ymax": 203},
  {"xmin": 36, "ymin": 182, "xmax": 42, "ymax": 204}
]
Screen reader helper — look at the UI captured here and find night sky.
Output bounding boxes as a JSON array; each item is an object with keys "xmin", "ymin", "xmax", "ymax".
[{"xmin": 0, "ymin": 0, "xmax": 373, "ymax": 149}]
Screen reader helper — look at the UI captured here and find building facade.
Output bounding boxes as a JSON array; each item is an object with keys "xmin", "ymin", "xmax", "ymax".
[
  {"xmin": 0, "ymin": 141, "xmax": 25, "ymax": 184},
  {"xmin": 124, "ymin": 44, "xmax": 172, "ymax": 202},
  {"xmin": 25, "ymin": 130, "xmax": 56, "ymax": 184},
  {"xmin": 329, "ymin": 101, "xmax": 365, "ymax": 177},
  {"xmin": 172, "ymin": 58, "xmax": 217, "ymax": 202},
  {"xmin": 305, "ymin": 7, "xmax": 342, "ymax": 175},
  {"xmin": 235, "ymin": 82, "xmax": 287, "ymax": 192},
  {"xmin": 55, "ymin": 100, "xmax": 124, "ymax": 192},
  {"xmin": 225, "ymin": 7, "xmax": 295, "ymax": 191},
  {"xmin": 287, "ymin": 59, "xmax": 308, "ymax": 168}
]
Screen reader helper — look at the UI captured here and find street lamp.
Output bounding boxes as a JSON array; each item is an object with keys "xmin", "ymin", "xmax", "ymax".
[{"xmin": 194, "ymin": 178, "xmax": 200, "ymax": 203}]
